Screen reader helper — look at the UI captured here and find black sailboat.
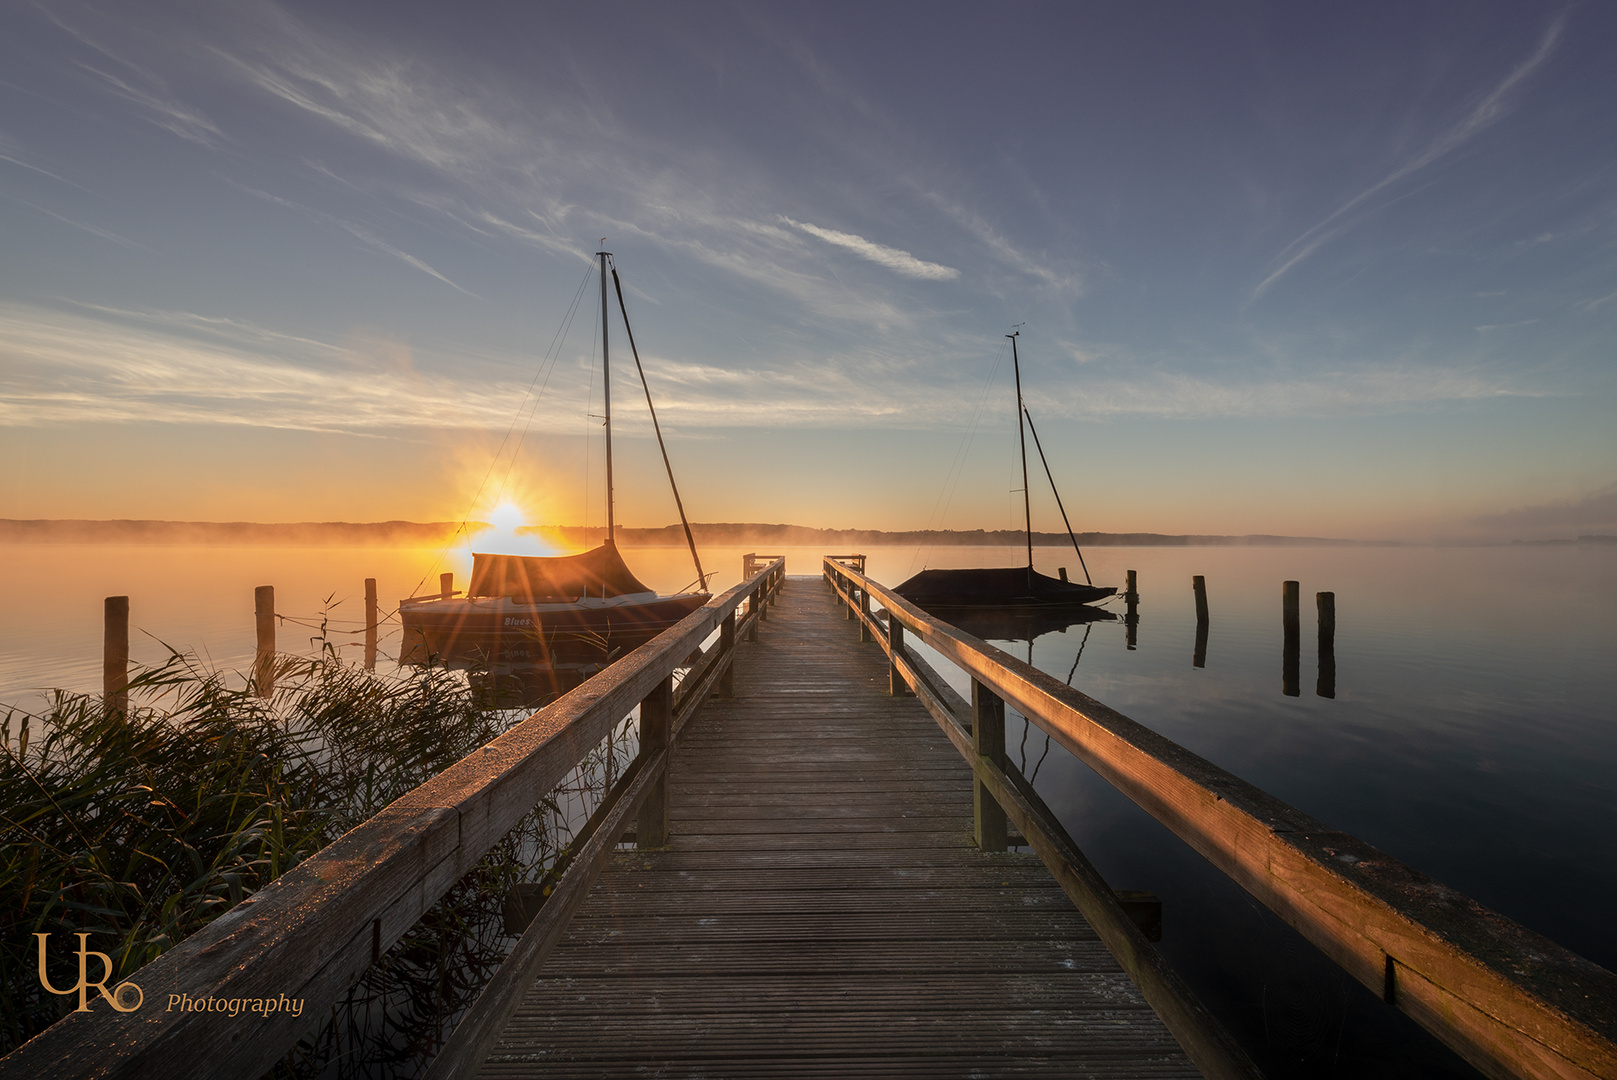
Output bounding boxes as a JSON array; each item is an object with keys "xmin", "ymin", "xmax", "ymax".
[
  {"xmin": 400, "ymin": 249, "xmax": 709, "ymax": 671},
  {"xmin": 895, "ymin": 331, "xmax": 1115, "ymax": 613}
]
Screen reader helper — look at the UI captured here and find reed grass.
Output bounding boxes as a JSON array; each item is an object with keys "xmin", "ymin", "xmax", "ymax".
[{"xmin": 1, "ymin": 646, "xmax": 619, "ymax": 1075}]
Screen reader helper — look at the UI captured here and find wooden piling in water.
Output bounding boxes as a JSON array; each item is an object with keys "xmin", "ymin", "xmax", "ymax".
[
  {"xmin": 1282, "ymin": 580, "xmax": 1300, "ymax": 697},
  {"xmin": 440, "ymin": 572, "xmax": 453, "ymax": 600},
  {"xmin": 254, "ymin": 585, "xmax": 275, "ymax": 698},
  {"xmin": 1192, "ymin": 575, "xmax": 1209, "ymax": 668},
  {"xmin": 1317, "ymin": 591, "xmax": 1336, "ymax": 699},
  {"xmin": 104, "ymin": 596, "xmax": 129, "ymax": 713},
  {"xmin": 364, "ymin": 578, "xmax": 378, "ymax": 671},
  {"xmin": 1124, "ymin": 570, "xmax": 1139, "ymax": 650}
]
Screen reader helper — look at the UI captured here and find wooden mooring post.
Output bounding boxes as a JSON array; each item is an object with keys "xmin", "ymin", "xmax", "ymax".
[
  {"xmin": 1282, "ymin": 580, "xmax": 1300, "ymax": 697},
  {"xmin": 364, "ymin": 578, "xmax": 379, "ymax": 671},
  {"xmin": 253, "ymin": 585, "xmax": 275, "ymax": 698},
  {"xmin": 104, "ymin": 595, "xmax": 129, "ymax": 713},
  {"xmin": 1124, "ymin": 569, "xmax": 1139, "ymax": 650},
  {"xmin": 1192, "ymin": 575, "xmax": 1209, "ymax": 669},
  {"xmin": 440, "ymin": 572, "xmax": 454, "ymax": 600},
  {"xmin": 1317, "ymin": 591, "xmax": 1336, "ymax": 699}
]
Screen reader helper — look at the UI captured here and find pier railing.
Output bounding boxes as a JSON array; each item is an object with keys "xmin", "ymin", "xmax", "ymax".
[
  {"xmin": 823, "ymin": 556, "xmax": 1617, "ymax": 1080},
  {"xmin": 3, "ymin": 558, "xmax": 785, "ymax": 1080}
]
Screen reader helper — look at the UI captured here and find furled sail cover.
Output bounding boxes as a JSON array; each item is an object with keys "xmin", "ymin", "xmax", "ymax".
[{"xmin": 469, "ymin": 542, "xmax": 654, "ymax": 600}]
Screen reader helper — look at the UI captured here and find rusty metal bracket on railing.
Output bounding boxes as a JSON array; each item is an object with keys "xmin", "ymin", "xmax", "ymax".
[{"xmin": 821, "ymin": 556, "xmax": 1617, "ymax": 1080}]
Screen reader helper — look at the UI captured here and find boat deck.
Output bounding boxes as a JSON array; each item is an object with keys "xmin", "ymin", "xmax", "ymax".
[{"xmin": 477, "ymin": 575, "xmax": 1198, "ymax": 1078}]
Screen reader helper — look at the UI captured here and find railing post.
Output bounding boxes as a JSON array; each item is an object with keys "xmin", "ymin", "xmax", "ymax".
[
  {"xmin": 719, "ymin": 609, "xmax": 736, "ymax": 697},
  {"xmin": 104, "ymin": 595, "xmax": 129, "ymax": 714},
  {"xmin": 858, "ymin": 588, "xmax": 871, "ymax": 641},
  {"xmin": 888, "ymin": 619, "xmax": 909, "ymax": 696},
  {"xmin": 746, "ymin": 587, "xmax": 759, "ymax": 642},
  {"xmin": 636, "ymin": 675, "xmax": 673, "ymax": 848},
  {"xmin": 254, "ymin": 585, "xmax": 275, "ymax": 698},
  {"xmin": 972, "ymin": 680, "xmax": 1008, "ymax": 852},
  {"xmin": 364, "ymin": 577, "xmax": 378, "ymax": 671}
]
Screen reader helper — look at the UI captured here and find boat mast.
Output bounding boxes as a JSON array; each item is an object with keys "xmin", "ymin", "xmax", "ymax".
[
  {"xmin": 1008, "ymin": 331, "xmax": 1033, "ymax": 574},
  {"xmin": 599, "ymin": 247, "xmax": 615, "ymax": 548}
]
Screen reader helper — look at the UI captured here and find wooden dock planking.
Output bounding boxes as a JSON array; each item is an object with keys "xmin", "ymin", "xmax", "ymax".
[{"xmin": 479, "ymin": 576, "xmax": 1199, "ymax": 1078}]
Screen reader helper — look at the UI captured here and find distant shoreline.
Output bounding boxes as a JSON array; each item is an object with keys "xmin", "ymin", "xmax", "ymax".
[{"xmin": 0, "ymin": 518, "xmax": 1407, "ymax": 547}]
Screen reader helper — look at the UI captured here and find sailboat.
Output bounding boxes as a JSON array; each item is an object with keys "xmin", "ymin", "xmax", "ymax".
[
  {"xmin": 399, "ymin": 249, "xmax": 710, "ymax": 670},
  {"xmin": 894, "ymin": 330, "xmax": 1116, "ymax": 613}
]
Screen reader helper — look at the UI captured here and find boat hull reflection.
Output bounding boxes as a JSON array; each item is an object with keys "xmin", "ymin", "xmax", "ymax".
[{"xmin": 922, "ymin": 602, "xmax": 1117, "ymax": 645}]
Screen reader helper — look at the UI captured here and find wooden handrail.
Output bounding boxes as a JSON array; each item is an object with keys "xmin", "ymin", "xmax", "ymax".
[
  {"xmin": 823, "ymin": 557, "xmax": 1617, "ymax": 1080},
  {"xmin": 2, "ymin": 559, "xmax": 785, "ymax": 1080}
]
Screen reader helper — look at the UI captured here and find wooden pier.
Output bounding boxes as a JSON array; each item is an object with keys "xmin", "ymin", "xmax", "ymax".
[
  {"xmin": 8, "ymin": 555, "xmax": 1616, "ymax": 1080},
  {"xmin": 478, "ymin": 577, "xmax": 1195, "ymax": 1077}
]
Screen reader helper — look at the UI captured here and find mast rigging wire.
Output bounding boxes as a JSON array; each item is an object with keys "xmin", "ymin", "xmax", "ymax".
[
  {"xmin": 1021, "ymin": 405, "xmax": 1093, "ymax": 585},
  {"xmin": 610, "ymin": 258, "xmax": 708, "ymax": 591}
]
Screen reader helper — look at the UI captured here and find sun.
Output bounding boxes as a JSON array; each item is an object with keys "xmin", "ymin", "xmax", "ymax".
[{"xmin": 489, "ymin": 501, "xmax": 526, "ymax": 532}]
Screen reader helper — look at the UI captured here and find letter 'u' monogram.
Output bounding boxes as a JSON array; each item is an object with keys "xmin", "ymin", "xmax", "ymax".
[{"xmin": 36, "ymin": 933, "xmax": 143, "ymax": 1013}]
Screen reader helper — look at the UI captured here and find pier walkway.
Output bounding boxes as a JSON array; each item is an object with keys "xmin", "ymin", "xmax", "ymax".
[{"xmin": 477, "ymin": 576, "xmax": 1197, "ymax": 1078}]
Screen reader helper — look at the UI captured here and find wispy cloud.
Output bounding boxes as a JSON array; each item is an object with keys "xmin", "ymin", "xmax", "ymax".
[
  {"xmin": 1250, "ymin": 13, "xmax": 1566, "ymax": 302},
  {"xmin": 1033, "ymin": 364, "xmax": 1551, "ymax": 421},
  {"xmin": 226, "ymin": 179, "xmax": 478, "ymax": 296},
  {"xmin": 779, "ymin": 217, "xmax": 959, "ymax": 280},
  {"xmin": 920, "ymin": 192, "xmax": 1085, "ymax": 296},
  {"xmin": 337, "ymin": 222, "xmax": 478, "ymax": 297},
  {"xmin": 1472, "ymin": 480, "xmax": 1617, "ymax": 530},
  {"xmin": 3, "ymin": 193, "xmax": 135, "ymax": 246}
]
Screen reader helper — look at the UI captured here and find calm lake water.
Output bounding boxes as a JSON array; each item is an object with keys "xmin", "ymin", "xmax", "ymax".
[{"xmin": 3, "ymin": 540, "xmax": 1613, "ymax": 1077}]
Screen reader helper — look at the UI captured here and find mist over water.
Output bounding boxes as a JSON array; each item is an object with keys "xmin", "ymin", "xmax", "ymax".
[{"xmin": 3, "ymin": 540, "xmax": 1612, "ymax": 1077}]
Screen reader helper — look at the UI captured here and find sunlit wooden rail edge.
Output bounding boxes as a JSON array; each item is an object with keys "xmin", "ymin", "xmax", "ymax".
[
  {"xmin": 0, "ymin": 559, "xmax": 786, "ymax": 1080},
  {"xmin": 822, "ymin": 556, "xmax": 1617, "ymax": 1080}
]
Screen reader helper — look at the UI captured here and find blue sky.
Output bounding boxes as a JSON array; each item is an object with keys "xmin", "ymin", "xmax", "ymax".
[{"xmin": 1, "ymin": 2, "xmax": 1613, "ymax": 540}]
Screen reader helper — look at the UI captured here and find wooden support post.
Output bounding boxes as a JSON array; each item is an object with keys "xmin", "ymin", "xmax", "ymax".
[
  {"xmin": 636, "ymin": 675, "xmax": 672, "ymax": 848},
  {"xmin": 719, "ymin": 610, "xmax": 736, "ymax": 698},
  {"xmin": 1125, "ymin": 569, "xmax": 1139, "ymax": 651},
  {"xmin": 104, "ymin": 596, "xmax": 129, "ymax": 714},
  {"xmin": 746, "ymin": 587, "xmax": 759, "ymax": 642},
  {"xmin": 440, "ymin": 572, "xmax": 453, "ymax": 600},
  {"xmin": 1282, "ymin": 580, "xmax": 1300, "ymax": 697},
  {"xmin": 972, "ymin": 680, "xmax": 1008, "ymax": 852},
  {"xmin": 888, "ymin": 620, "xmax": 910, "ymax": 696},
  {"xmin": 254, "ymin": 585, "xmax": 275, "ymax": 698},
  {"xmin": 1317, "ymin": 591, "xmax": 1336, "ymax": 699},
  {"xmin": 364, "ymin": 578, "xmax": 378, "ymax": 671},
  {"xmin": 858, "ymin": 588, "xmax": 871, "ymax": 642}
]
